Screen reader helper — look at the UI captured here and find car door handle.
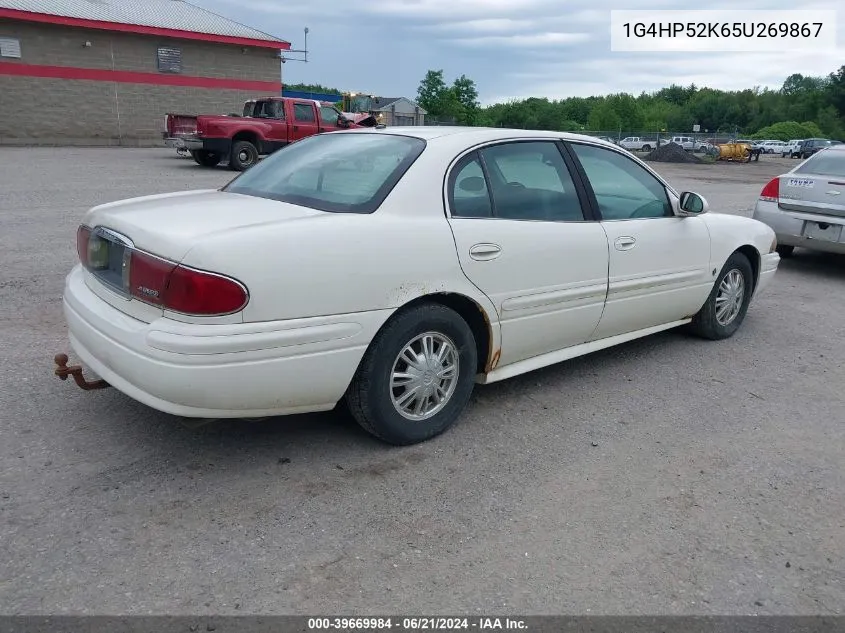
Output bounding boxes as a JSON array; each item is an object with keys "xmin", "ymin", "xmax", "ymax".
[
  {"xmin": 469, "ymin": 243, "xmax": 502, "ymax": 261},
  {"xmin": 614, "ymin": 236, "xmax": 636, "ymax": 251}
]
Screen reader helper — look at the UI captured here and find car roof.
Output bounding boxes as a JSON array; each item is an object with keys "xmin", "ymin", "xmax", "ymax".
[{"xmin": 344, "ymin": 126, "xmax": 623, "ymax": 149}]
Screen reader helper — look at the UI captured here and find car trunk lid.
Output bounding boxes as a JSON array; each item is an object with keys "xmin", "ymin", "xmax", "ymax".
[
  {"xmin": 779, "ymin": 171, "xmax": 845, "ymax": 219},
  {"xmin": 80, "ymin": 190, "xmax": 325, "ymax": 322}
]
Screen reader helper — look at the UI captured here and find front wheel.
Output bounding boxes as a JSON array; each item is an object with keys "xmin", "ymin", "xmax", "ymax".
[
  {"xmin": 229, "ymin": 141, "xmax": 259, "ymax": 171},
  {"xmin": 345, "ymin": 304, "xmax": 478, "ymax": 445},
  {"xmin": 642, "ymin": 144, "xmax": 651, "ymax": 152},
  {"xmin": 687, "ymin": 252, "xmax": 754, "ymax": 340}
]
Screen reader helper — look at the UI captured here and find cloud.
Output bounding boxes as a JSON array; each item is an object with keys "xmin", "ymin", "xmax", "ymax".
[
  {"xmin": 420, "ymin": 18, "xmax": 536, "ymax": 34},
  {"xmin": 196, "ymin": 0, "xmax": 845, "ymax": 105},
  {"xmin": 450, "ymin": 32, "xmax": 592, "ymax": 48}
]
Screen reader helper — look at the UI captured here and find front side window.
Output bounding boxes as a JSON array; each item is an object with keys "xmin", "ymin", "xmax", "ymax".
[
  {"xmin": 320, "ymin": 106, "xmax": 340, "ymax": 126},
  {"xmin": 224, "ymin": 133, "xmax": 426, "ymax": 214},
  {"xmin": 478, "ymin": 141, "xmax": 585, "ymax": 222},
  {"xmin": 570, "ymin": 143, "xmax": 673, "ymax": 220}
]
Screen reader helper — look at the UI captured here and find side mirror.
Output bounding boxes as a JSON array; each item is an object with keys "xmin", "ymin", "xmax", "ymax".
[
  {"xmin": 337, "ymin": 117, "xmax": 351, "ymax": 128},
  {"xmin": 678, "ymin": 191, "xmax": 709, "ymax": 215}
]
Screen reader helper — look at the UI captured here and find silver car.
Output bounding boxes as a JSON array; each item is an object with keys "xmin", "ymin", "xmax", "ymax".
[{"xmin": 752, "ymin": 145, "xmax": 845, "ymax": 257}]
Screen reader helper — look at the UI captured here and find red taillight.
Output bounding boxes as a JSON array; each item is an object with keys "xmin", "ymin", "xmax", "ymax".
[
  {"xmin": 76, "ymin": 225, "xmax": 92, "ymax": 266},
  {"xmin": 78, "ymin": 226, "xmax": 248, "ymax": 316},
  {"xmin": 162, "ymin": 265, "xmax": 248, "ymax": 315},
  {"xmin": 128, "ymin": 250, "xmax": 177, "ymax": 307},
  {"xmin": 760, "ymin": 177, "xmax": 779, "ymax": 202},
  {"xmin": 128, "ymin": 251, "xmax": 247, "ymax": 315}
]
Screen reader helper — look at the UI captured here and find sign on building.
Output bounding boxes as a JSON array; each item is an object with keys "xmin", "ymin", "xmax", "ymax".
[
  {"xmin": 157, "ymin": 47, "xmax": 182, "ymax": 73},
  {"xmin": 0, "ymin": 37, "xmax": 22, "ymax": 58}
]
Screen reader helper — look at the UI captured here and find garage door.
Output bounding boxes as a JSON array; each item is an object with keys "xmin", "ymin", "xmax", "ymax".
[{"xmin": 394, "ymin": 115, "xmax": 415, "ymax": 126}]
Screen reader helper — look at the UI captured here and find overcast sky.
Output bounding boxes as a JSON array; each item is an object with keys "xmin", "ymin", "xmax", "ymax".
[{"xmin": 196, "ymin": 0, "xmax": 844, "ymax": 105}]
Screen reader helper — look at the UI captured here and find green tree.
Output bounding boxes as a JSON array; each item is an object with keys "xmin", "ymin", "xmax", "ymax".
[
  {"xmin": 452, "ymin": 74, "xmax": 480, "ymax": 125},
  {"xmin": 283, "ymin": 83, "xmax": 341, "ymax": 95},
  {"xmin": 588, "ymin": 100, "xmax": 621, "ymax": 131},
  {"xmin": 825, "ymin": 66, "xmax": 845, "ymax": 124},
  {"xmin": 416, "ymin": 69, "xmax": 450, "ymax": 115}
]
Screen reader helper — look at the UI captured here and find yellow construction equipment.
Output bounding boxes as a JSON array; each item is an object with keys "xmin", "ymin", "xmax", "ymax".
[{"xmin": 708, "ymin": 142, "xmax": 761, "ymax": 162}]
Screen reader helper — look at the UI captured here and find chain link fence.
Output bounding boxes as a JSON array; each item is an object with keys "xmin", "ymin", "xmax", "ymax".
[{"xmin": 419, "ymin": 121, "xmax": 750, "ymax": 151}]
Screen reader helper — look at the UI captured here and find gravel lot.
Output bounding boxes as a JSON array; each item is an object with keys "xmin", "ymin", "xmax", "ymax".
[{"xmin": 1, "ymin": 148, "xmax": 843, "ymax": 615}]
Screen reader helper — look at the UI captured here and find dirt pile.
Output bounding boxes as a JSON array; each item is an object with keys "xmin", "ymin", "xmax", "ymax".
[{"xmin": 643, "ymin": 142, "xmax": 704, "ymax": 164}]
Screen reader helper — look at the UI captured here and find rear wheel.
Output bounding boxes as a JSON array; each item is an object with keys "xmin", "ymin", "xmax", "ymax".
[
  {"xmin": 776, "ymin": 244, "xmax": 795, "ymax": 258},
  {"xmin": 688, "ymin": 252, "xmax": 754, "ymax": 341},
  {"xmin": 642, "ymin": 144, "xmax": 651, "ymax": 152},
  {"xmin": 229, "ymin": 141, "xmax": 259, "ymax": 171},
  {"xmin": 345, "ymin": 303, "xmax": 477, "ymax": 446},
  {"xmin": 190, "ymin": 150, "xmax": 222, "ymax": 167}
]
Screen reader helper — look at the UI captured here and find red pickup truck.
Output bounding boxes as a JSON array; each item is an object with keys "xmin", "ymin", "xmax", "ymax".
[{"xmin": 165, "ymin": 96, "xmax": 378, "ymax": 171}]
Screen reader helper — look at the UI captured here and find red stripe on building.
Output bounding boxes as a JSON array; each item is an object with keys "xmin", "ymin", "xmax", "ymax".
[
  {"xmin": 0, "ymin": 61, "xmax": 282, "ymax": 91},
  {"xmin": 0, "ymin": 8, "xmax": 291, "ymax": 50}
]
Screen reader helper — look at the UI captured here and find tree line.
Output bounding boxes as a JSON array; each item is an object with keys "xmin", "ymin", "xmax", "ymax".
[{"xmin": 286, "ymin": 65, "xmax": 845, "ymax": 140}]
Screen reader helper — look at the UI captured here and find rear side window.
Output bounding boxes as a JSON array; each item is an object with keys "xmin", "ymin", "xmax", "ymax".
[
  {"xmin": 449, "ymin": 153, "xmax": 493, "ymax": 218},
  {"xmin": 223, "ymin": 133, "xmax": 426, "ymax": 214},
  {"xmin": 294, "ymin": 103, "xmax": 316, "ymax": 122},
  {"xmin": 794, "ymin": 151, "xmax": 845, "ymax": 177}
]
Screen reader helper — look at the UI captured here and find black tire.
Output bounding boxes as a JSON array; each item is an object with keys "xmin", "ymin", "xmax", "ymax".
[
  {"xmin": 688, "ymin": 252, "xmax": 755, "ymax": 341},
  {"xmin": 776, "ymin": 244, "xmax": 795, "ymax": 258},
  {"xmin": 190, "ymin": 150, "xmax": 222, "ymax": 167},
  {"xmin": 229, "ymin": 140, "xmax": 259, "ymax": 171},
  {"xmin": 345, "ymin": 303, "xmax": 478, "ymax": 446},
  {"xmin": 642, "ymin": 144, "xmax": 651, "ymax": 152}
]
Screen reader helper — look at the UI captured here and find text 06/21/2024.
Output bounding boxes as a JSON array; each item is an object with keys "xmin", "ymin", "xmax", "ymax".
[{"xmin": 610, "ymin": 9, "xmax": 838, "ymax": 52}]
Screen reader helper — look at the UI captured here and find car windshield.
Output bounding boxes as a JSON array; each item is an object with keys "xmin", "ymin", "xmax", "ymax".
[
  {"xmin": 223, "ymin": 133, "xmax": 426, "ymax": 213},
  {"xmin": 794, "ymin": 151, "xmax": 845, "ymax": 177}
]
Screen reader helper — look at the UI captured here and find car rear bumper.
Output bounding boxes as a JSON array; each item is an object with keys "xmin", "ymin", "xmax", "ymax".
[
  {"xmin": 63, "ymin": 265, "xmax": 384, "ymax": 418},
  {"xmin": 181, "ymin": 136, "xmax": 231, "ymax": 155},
  {"xmin": 753, "ymin": 201, "xmax": 845, "ymax": 255}
]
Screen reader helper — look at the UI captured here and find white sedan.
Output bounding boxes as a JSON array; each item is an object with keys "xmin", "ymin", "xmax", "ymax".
[{"xmin": 62, "ymin": 128, "xmax": 780, "ymax": 445}]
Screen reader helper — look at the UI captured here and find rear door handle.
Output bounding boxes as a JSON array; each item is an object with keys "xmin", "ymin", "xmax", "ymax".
[
  {"xmin": 469, "ymin": 243, "xmax": 502, "ymax": 261},
  {"xmin": 614, "ymin": 236, "xmax": 636, "ymax": 251}
]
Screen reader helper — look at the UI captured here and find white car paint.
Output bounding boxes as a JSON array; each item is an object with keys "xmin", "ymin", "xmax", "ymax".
[{"xmin": 64, "ymin": 127, "xmax": 780, "ymax": 425}]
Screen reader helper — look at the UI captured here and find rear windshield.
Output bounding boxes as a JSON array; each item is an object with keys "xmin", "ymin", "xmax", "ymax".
[
  {"xmin": 794, "ymin": 151, "xmax": 845, "ymax": 177},
  {"xmin": 223, "ymin": 133, "xmax": 426, "ymax": 213}
]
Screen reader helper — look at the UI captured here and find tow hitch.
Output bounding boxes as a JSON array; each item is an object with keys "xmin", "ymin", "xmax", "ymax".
[{"xmin": 53, "ymin": 354, "xmax": 110, "ymax": 391}]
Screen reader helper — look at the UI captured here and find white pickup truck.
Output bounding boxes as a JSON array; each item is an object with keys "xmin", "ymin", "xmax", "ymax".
[
  {"xmin": 781, "ymin": 139, "xmax": 804, "ymax": 157},
  {"xmin": 617, "ymin": 136, "xmax": 655, "ymax": 151},
  {"xmin": 670, "ymin": 136, "xmax": 712, "ymax": 152}
]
